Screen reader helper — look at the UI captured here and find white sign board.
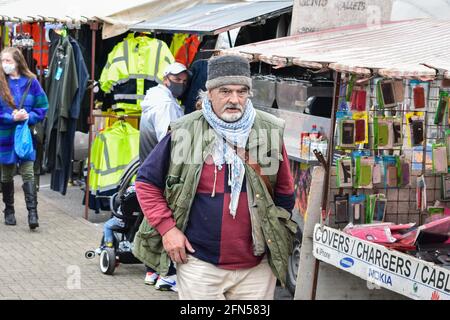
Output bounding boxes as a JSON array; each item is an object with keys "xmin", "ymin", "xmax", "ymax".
[
  {"xmin": 291, "ymin": 0, "xmax": 393, "ymax": 35},
  {"xmin": 313, "ymin": 224, "xmax": 450, "ymax": 300}
]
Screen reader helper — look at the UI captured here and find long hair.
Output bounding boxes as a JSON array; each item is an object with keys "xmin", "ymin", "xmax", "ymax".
[
  {"xmin": 1, "ymin": 47, "xmax": 36, "ymax": 79},
  {"xmin": 0, "ymin": 64, "xmax": 16, "ymax": 108}
]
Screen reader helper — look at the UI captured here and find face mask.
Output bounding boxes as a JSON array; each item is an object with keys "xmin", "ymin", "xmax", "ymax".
[
  {"xmin": 168, "ymin": 80, "xmax": 186, "ymax": 98},
  {"xmin": 2, "ymin": 63, "xmax": 16, "ymax": 75}
]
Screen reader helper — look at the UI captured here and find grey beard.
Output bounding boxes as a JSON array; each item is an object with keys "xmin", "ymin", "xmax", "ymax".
[{"xmin": 220, "ymin": 103, "xmax": 244, "ymax": 122}]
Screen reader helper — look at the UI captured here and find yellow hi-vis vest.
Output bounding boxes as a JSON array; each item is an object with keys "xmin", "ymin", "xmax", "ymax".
[
  {"xmin": 169, "ymin": 33, "xmax": 189, "ymax": 56},
  {"xmin": 89, "ymin": 121, "xmax": 140, "ymax": 194},
  {"xmin": 99, "ymin": 34, "xmax": 175, "ymax": 115}
]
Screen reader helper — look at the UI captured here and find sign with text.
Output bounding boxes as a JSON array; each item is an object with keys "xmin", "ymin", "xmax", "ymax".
[
  {"xmin": 291, "ymin": 0, "xmax": 393, "ymax": 35},
  {"xmin": 313, "ymin": 224, "xmax": 450, "ymax": 300}
]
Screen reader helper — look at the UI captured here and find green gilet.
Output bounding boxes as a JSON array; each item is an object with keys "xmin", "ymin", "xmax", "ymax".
[{"xmin": 132, "ymin": 110, "xmax": 297, "ymax": 286}]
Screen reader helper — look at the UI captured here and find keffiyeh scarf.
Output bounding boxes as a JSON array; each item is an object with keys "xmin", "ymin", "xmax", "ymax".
[{"xmin": 202, "ymin": 98, "xmax": 256, "ymax": 218}]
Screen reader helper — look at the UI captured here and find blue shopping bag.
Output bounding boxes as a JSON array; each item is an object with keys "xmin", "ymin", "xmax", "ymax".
[{"xmin": 14, "ymin": 119, "xmax": 33, "ymax": 159}]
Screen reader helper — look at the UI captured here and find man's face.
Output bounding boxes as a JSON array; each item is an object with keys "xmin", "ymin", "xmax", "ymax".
[
  {"xmin": 163, "ymin": 72, "xmax": 189, "ymax": 98},
  {"xmin": 208, "ymin": 85, "xmax": 249, "ymax": 122},
  {"xmin": 163, "ymin": 72, "xmax": 188, "ymax": 86}
]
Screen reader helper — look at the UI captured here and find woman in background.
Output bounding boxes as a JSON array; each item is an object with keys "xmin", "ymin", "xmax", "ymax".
[{"xmin": 0, "ymin": 47, "xmax": 48, "ymax": 229}]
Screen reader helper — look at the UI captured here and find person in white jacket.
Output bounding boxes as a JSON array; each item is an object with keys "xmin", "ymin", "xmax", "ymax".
[
  {"xmin": 139, "ymin": 62, "xmax": 189, "ymax": 291},
  {"xmin": 139, "ymin": 62, "xmax": 189, "ymax": 164}
]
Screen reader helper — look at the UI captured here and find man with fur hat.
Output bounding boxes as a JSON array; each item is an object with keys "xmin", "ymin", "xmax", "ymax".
[{"xmin": 133, "ymin": 55, "xmax": 296, "ymax": 300}]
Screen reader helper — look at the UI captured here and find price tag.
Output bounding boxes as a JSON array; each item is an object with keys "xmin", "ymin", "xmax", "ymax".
[{"xmin": 55, "ymin": 67, "xmax": 63, "ymax": 81}]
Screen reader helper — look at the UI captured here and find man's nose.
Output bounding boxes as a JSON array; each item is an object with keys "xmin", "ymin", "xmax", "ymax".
[{"xmin": 228, "ymin": 91, "xmax": 240, "ymax": 104}]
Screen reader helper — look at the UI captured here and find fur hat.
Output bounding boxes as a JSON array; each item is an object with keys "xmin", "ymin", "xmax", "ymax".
[{"xmin": 205, "ymin": 55, "xmax": 252, "ymax": 90}]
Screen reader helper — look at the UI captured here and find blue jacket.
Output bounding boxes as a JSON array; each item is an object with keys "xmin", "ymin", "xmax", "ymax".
[{"xmin": 0, "ymin": 76, "xmax": 49, "ymax": 164}]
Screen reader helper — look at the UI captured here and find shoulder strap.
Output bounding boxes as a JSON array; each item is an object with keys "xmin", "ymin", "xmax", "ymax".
[
  {"xmin": 19, "ymin": 79, "xmax": 33, "ymax": 110},
  {"xmin": 246, "ymin": 153, "xmax": 275, "ymax": 199},
  {"xmin": 225, "ymin": 139, "xmax": 275, "ymax": 199}
]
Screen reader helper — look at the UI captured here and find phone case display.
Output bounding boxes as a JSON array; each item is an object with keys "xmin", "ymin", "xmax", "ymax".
[
  {"xmin": 413, "ymin": 85, "xmax": 425, "ymax": 108},
  {"xmin": 350, "ymin": 194, "xmax": 366, "ymax": 224},
  {"xmin": 416, "ymin": 175, "xmax": 427, "ymax": 211},
  {"xmin": 353, "ymin": 112, "xmax": 368, "ymax": 144},
  {"xmin": 355, "ymin": 156, "xmax": 374, "ymax": 189},
  {"xmin": 331, "ymin": 76, "xmax": 449, "ymax": 231},
  {"xmin": 405, "ymin": 112, "xmax": 424, "ymax": 147},
  {"xmin": 372, "ymin": 161, "xmax": 382, "ymax": 184},
  {"xmin": 446, "ymin": 130, "xmax": 450, "ymax": 167},
  {"xmin": 434, "ymin": 91, "xmax": 448, "ymax": 125},
  {"xmin": 345, "ymin": 74, "xmax": 356, "ymax": 102},
  {"xmin": 373, "ymin": 117, "xmax": 403, "ymax": 149},
  {"xmin": 339, "ymin": 119, "xmax": 356, "ymax": 148},
  {"xmin": 373, "ymin": 117, "xmax": 389, "ymax": 148},
  {"xmin": 335, "ymin": 194, "xmax": 350, "ymax": 223},
  {"xmin": 351, "ymin": 88, "xmax": 367, "ymax": 111},
  {"xmin": 377, "ymin": 80, "xmax": 396, "ymax": 108},
  {"xmin": 441, "ymin": 175, "xmax": 450, "ymax": 200},
  {"xmin": 325, "ymin": 75, "xmax": 450, "ymax": 297},
  {"xmin": 383, "ymin": 156, "xmax": 400, "ymax": 188},
  {"xmin": 432, "ymin": 143, "xmax": 448, "ymax": 174},
  {"xmin": 393, "ymin": 80, "xmax": 404, "ymax": 103},
  {"xmin": 336, "ymin": 157, "xmax": 353, "ymax": 188},
  {"xmin": 366, "ymin": 194, "xmax": 387, "ymax": 223},
  {"xmin": 392, "ymin": 119, "xmax": 403, "ymax": 147},
  {"xmin": 400, "ymin": 159, "xmax": 411, "ymax": 187},
  {"xmin": 409, "ymin": 81, "xmax": 428, "ymax": 110}
]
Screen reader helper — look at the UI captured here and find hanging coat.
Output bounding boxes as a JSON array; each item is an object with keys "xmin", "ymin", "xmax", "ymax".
[
  {"xmin": 50, "ymin": 37, "xmax": 89, "ymax": 195},
  {"xmin": 175, "ymin": 35, "xmax": 200, "ymax": 68},
  {"xmin": 44, "ymin": 36, "xmax": 79, "ymax": 173},
  {"xmin": 99, "ymin": 33, "xmax": 174, "ymax": 115}
]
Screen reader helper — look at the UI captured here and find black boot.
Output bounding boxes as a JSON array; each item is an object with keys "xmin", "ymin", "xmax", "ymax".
[
  {"xmin": 22, "ymin": 181, "xmax": 39, "ymax": 230},
  {"xmin": 2, "ymin": 181, "xmax": 16, "ymax": 226}
]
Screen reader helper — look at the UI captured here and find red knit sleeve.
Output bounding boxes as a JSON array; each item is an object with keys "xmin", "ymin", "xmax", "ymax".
[{"xmin": 135, "ymin": 181, "xmax": 176, "ymax": 236}]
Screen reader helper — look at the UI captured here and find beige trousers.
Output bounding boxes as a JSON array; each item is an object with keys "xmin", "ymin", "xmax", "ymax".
[{"xmin": 177, "ymin": 255, "xmax": 277, "ymax": 300}]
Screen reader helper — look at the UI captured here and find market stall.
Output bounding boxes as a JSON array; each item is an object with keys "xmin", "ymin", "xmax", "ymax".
[
  {"xmin": 220, "ymin": 19, "xmax": 450, "ymax": 300},
  {"xmin": 0, "ymin": 0, "xmax": 194, "ymax": 218}
]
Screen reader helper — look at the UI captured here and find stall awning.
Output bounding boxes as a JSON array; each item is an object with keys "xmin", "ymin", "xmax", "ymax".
[
  {"xmin": 131, "ymin": 1, "xmax": 293, "ymax": 35},
  {"xmin": 0, "ymin": 0, "xmax": 252, "ymax": 38},
  {"xmin": 221, "ymin": 19, "xmax": 450, "ymax": 80},
  {"xmin": 0, "ymin": 0, "xmax": 154, "ymax": 23}
]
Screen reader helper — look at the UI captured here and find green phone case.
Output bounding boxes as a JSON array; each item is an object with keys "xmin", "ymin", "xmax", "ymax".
[
  {"xmin": 378, "ymin": 123, "xmax": 389, "ymax": 147},
  {"xmin": 360, "ymin": 164, "xmax": 372, "ymax": 186}
]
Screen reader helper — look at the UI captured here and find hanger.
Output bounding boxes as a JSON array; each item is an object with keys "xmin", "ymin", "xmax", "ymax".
[{"xmin": 134, "ymin": 31, "xmax": 153, "ymax": 38}]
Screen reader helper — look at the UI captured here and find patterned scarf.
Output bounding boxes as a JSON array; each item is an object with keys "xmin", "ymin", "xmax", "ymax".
[{"xmin": 202, "ymin": 98, "xmax": 256, "ymax": 218}]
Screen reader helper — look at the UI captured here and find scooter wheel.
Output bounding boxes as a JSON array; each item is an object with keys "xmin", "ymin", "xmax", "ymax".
[{"xmin": 99, "ymin": 248, "xmax": 117, "ymax": 275}]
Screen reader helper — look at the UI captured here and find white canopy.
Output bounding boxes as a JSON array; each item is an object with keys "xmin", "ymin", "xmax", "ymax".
[
  {"xmin": 0, "ymin": 0, "xmax": 250, "ymax": 39},
  {"xmin": 221, "ymin": 19, "xmax": 450, "ymax": 80}
]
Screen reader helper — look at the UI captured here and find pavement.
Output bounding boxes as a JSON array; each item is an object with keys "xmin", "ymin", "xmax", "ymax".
[{"xmin": 0, "ymin": 174, "xmax": 292, "ymax": 300}]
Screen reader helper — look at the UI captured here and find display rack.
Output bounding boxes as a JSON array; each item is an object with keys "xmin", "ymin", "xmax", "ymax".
[
  {"xmin": 313, "ymin": 73, "xmax": 450, "ymax": 300},
  {"xmin": 327, "ymin": 76, "xmax": 448, "ymax": 227}
]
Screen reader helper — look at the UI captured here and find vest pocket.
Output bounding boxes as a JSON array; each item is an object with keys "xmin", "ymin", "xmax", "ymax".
[
  {"xmin": 136, "ymin": 220, "xmax": 164, "ymax": 252},
  {"xmin": 265, "ymin": 204, "xmax": 297, "ymax": 283},
  {"xmin": 165, "ymin": 182, "xmax": 184, "ymax": 210}
]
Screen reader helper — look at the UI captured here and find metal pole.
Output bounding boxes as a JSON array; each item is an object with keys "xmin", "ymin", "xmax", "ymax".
[
  {"xmin": 310, "ymin": 71, "xmax": 341, "ymax": 300},
  {"xmin": 84, "ymin": 22, "xmax": 98, "ymax": 221},
  {"xmin": 227, "ymin": 30, "xmax": 233, "ymax": 48}
]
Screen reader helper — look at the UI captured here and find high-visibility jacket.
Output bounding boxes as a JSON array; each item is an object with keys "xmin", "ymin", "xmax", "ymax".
[
  {"xmin": 16, "ymin": 23, "xmax": 49, "ymax": 68},
  {"xmin": 175, "ymin": 35, "xmax": 200, "ymax": 68},
  {"xmin": 1, "ymin": 25, "xmax": 10, "ymax": 49},
  {"xmin": 170, "ymin": 33, "xmax": 189, "ymax": 56},
  {"xmin": 89, "ymin": 120, "xmax": 140, "ymax": 194},
  {"xmin": 99, "ymin": 34, "xmax": 175, "ymax": 115}
]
